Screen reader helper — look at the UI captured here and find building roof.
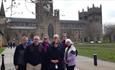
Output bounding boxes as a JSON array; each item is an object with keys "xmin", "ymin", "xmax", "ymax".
[
  {"xmin": 6, "ymin": 17, "xmax": 36, "ymax": 23},
  {"xmin": 60, "ymin": 20, "xmax": 78, "ymax": 23},
  {"xmin": 8, "ymin": 26, "xmax": 37, "ymax": 29},
  {"xmin": 60, "ymin": 20, "xmax": 88, "ymax": 24}
]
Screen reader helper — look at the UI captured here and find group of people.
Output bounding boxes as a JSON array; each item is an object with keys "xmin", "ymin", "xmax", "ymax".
[
  {"xmin": 13, "ymin": 34, "xmax": 78, "ymax": 70},
  {"xmin": 7, "ymin": 40, "xmax": 16, "ymax": 48}
]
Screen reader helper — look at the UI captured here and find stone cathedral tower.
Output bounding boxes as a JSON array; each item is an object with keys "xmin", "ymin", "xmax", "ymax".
[
  {"xmin": 36, "ymin": 0, "xmax": 60, "ymax": 38},
  {"xmin": 78, "ymin": 4, "xmax": 102, "ymax": 42}
]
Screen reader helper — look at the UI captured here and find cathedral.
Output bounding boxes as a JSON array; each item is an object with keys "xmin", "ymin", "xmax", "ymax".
[
  {"xmin": 61, "ymin": 4, "xmax": 102, "ymax": 42},
  {"xmin": 0, "ymin": 0, "xmax": 102, "ymax": 44}
]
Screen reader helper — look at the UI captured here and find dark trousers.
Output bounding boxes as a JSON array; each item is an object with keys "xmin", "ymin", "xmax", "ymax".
[
  {"xmin": 48, "ymin": 63, "xmax": 65, "ymax": 70},
  {"xmin": 41, "ymin": 63, "xmax": 48, "ymax": 70},
  {"xmin": 66, "ymin": 65, "xmax": 75, "ymax": 70},
  {"xmin": 17, "ymin": 65, "xmax": 26, "ymax": 70}
]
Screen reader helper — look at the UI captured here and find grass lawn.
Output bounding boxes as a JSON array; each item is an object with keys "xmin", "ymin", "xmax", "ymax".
[
  {"xmin": 76, "ymin": 43, "xmax": 115, "ymax": 62},
  {"xmin": 0, "ymin": 48, "xmax": 5, "ymax": 54}
]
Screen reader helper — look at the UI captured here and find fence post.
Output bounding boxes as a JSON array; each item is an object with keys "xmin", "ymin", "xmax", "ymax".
[
  {"xmin": 93, "ymin": 54, "xmax": 97, "ymax": 66},
  {"xmin": 1, "ymin": 54, "xmax": 5, "ymax": 70}
]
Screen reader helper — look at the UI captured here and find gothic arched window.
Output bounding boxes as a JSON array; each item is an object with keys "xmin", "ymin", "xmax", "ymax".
[{"xmin": 48, "ymin": 24, "xmax": 54, "ymax": 38}]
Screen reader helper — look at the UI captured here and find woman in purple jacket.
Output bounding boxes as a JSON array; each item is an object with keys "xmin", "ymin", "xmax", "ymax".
[
  {"xmin": 65, "ymin": 39, "xmax": 76, "ymax": 70},
  {"xmin": 41, "ymin": 34, "xmax": 50, "ymax": 70}
]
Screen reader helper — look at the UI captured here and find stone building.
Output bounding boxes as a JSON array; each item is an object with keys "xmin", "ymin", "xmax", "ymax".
[
  {"xmin": 60, "ymin": 20, "xmax": 88, "ymax": 42},
  {"xmin": 4, "ymin": 0, "xmax": 60, "ymax": 42},
  {"xmin": 35, "ymin": 0, "xmax": 60, "ymax": 39},
  {"xmin": 0, "ymin": 0, "xmax": 103, "ymax": 43},
  {"xmin": 35, "ymin": 0, "xmax": 102, "ymax": 42},
  {"xmin": 61, "ymin": 4, "xmax": 103, "ymax": 42},
  {"xmin": 6, "ymin": 18, "xmax": 36, "ymax": 41}
]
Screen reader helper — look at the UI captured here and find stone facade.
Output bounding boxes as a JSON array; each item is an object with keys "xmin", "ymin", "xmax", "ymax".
[
  {"xmin": 35, "ymin": 0, "xmax": 60, "ymax": 39},
  {"xmin": 6, "ymin": 18, "xmax": 37, "ymax": 41},
  {"xmin": 5, "ymin": 0, "xmax": 60, "ymax": 41},
  {"xmin": 0, "ymin": 0, "xmax": 103, "ymax": 43},
  {"xmin": 60, "ymin": 20, "xmax": 87, "ymax": 42},
  {"xmin": 60, "ymin": 4, "xmax": 103, "ymax": 42}
]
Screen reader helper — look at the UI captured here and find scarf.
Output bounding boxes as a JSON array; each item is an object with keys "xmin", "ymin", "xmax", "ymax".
[{"xmin": 43, "ymin": 41, "xmax": 49, "ymax": 52}]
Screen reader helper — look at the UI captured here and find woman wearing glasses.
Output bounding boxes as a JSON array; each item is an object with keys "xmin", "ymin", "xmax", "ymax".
[{"xmin": 48, "ymin": 34, "xmax": 65, "ymax": 70}]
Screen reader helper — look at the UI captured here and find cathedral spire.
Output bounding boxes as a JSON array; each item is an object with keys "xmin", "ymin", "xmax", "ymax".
[{"xmin": 0, "ymin": 0, "xmax": 5, "ymax": 17}]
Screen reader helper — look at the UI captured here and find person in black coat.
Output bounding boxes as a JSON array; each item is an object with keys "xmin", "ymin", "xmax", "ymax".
[
  {"xmin": 14, "ymin": 36, "xmax": 28, "ymax": 70},
  {"xmin": 24, "ymin": 35, "xmax": 42, "ymax": 70},
  {"xmin": 7, "ymin": 41, "xmax": 12, "ymax": 48},
  {"xmin": 41, "ymin": 34, "xmax": 50, "ymax": 70},
  {"xmin": 48, "ymin": 34, "xmax": 65, "ymax": 70},
  {"xmin": 61, "ymin": 33, "xmax": 68, "ymax": 49}
]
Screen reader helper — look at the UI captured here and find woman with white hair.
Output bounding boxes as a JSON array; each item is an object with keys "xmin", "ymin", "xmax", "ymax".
[{"xmin": 65, "ymin": 39, "xmax": 77, "ymax": 70}]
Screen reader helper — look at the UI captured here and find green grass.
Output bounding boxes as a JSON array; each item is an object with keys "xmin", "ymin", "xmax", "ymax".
[
  {"xmin": 76, "ymin": 43, "xmax": 115, "ymax": 62},
  {"xmin": 0, "ymin": 48, "xmax": 5, "ymax": 54}
]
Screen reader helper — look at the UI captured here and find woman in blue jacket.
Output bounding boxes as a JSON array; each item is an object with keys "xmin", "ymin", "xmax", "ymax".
[{"xmin": 14, "ymin": 36, "xmax": 28, "ymax": 70}]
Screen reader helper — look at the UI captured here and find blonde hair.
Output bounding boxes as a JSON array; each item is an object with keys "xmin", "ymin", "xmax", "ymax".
[
  {"xmin": 19, "ymin": 36, "xmax": 28, "ymax": 44},
  {"xmin": 53, "ymin": 34, "xmax": 60, "ymax": 42},
  {"xmin": 53, "ymin": 34, "xmax": 59, "ymax": 38}
]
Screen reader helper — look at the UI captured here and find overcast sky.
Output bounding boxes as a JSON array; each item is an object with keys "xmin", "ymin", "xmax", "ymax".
[{"xmin": 0, "ymin": 0, "xmax": 115, "ymax": 25}]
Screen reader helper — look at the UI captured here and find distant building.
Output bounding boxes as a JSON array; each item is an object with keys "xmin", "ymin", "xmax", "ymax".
[
  {"xmin": 6, "ymin": 18, "xmax": 36, "ymax": 41},
  {"xmin": 35, "ymin": 0, "xmax": 103, "ymax": 42},
  {"xmin": 60, "ymin": 20, "xmax": 87, "ymax": 42},
  {"xmin": 0, "ymin": 0, "xmax": 103, "ymax": 43},
  {"xmin": 35, "ymin": 0, "xmax": 60, "ymax": 39},
  {"xmin": 60, "ymin": 4, "xmax": 103, "ymax": 42}
]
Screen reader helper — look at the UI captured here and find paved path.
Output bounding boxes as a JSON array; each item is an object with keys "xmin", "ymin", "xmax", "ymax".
[
  {"xmin": 0, "ymin": 48, "xmax": 15, "ymax": 70},
  {"xmin": 0, "ymin": 48, "xmax": 115, "ymax": 70},
  {"xmin": 76, "ymin": 56, "xmax": 115, "ymax": 70}
]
